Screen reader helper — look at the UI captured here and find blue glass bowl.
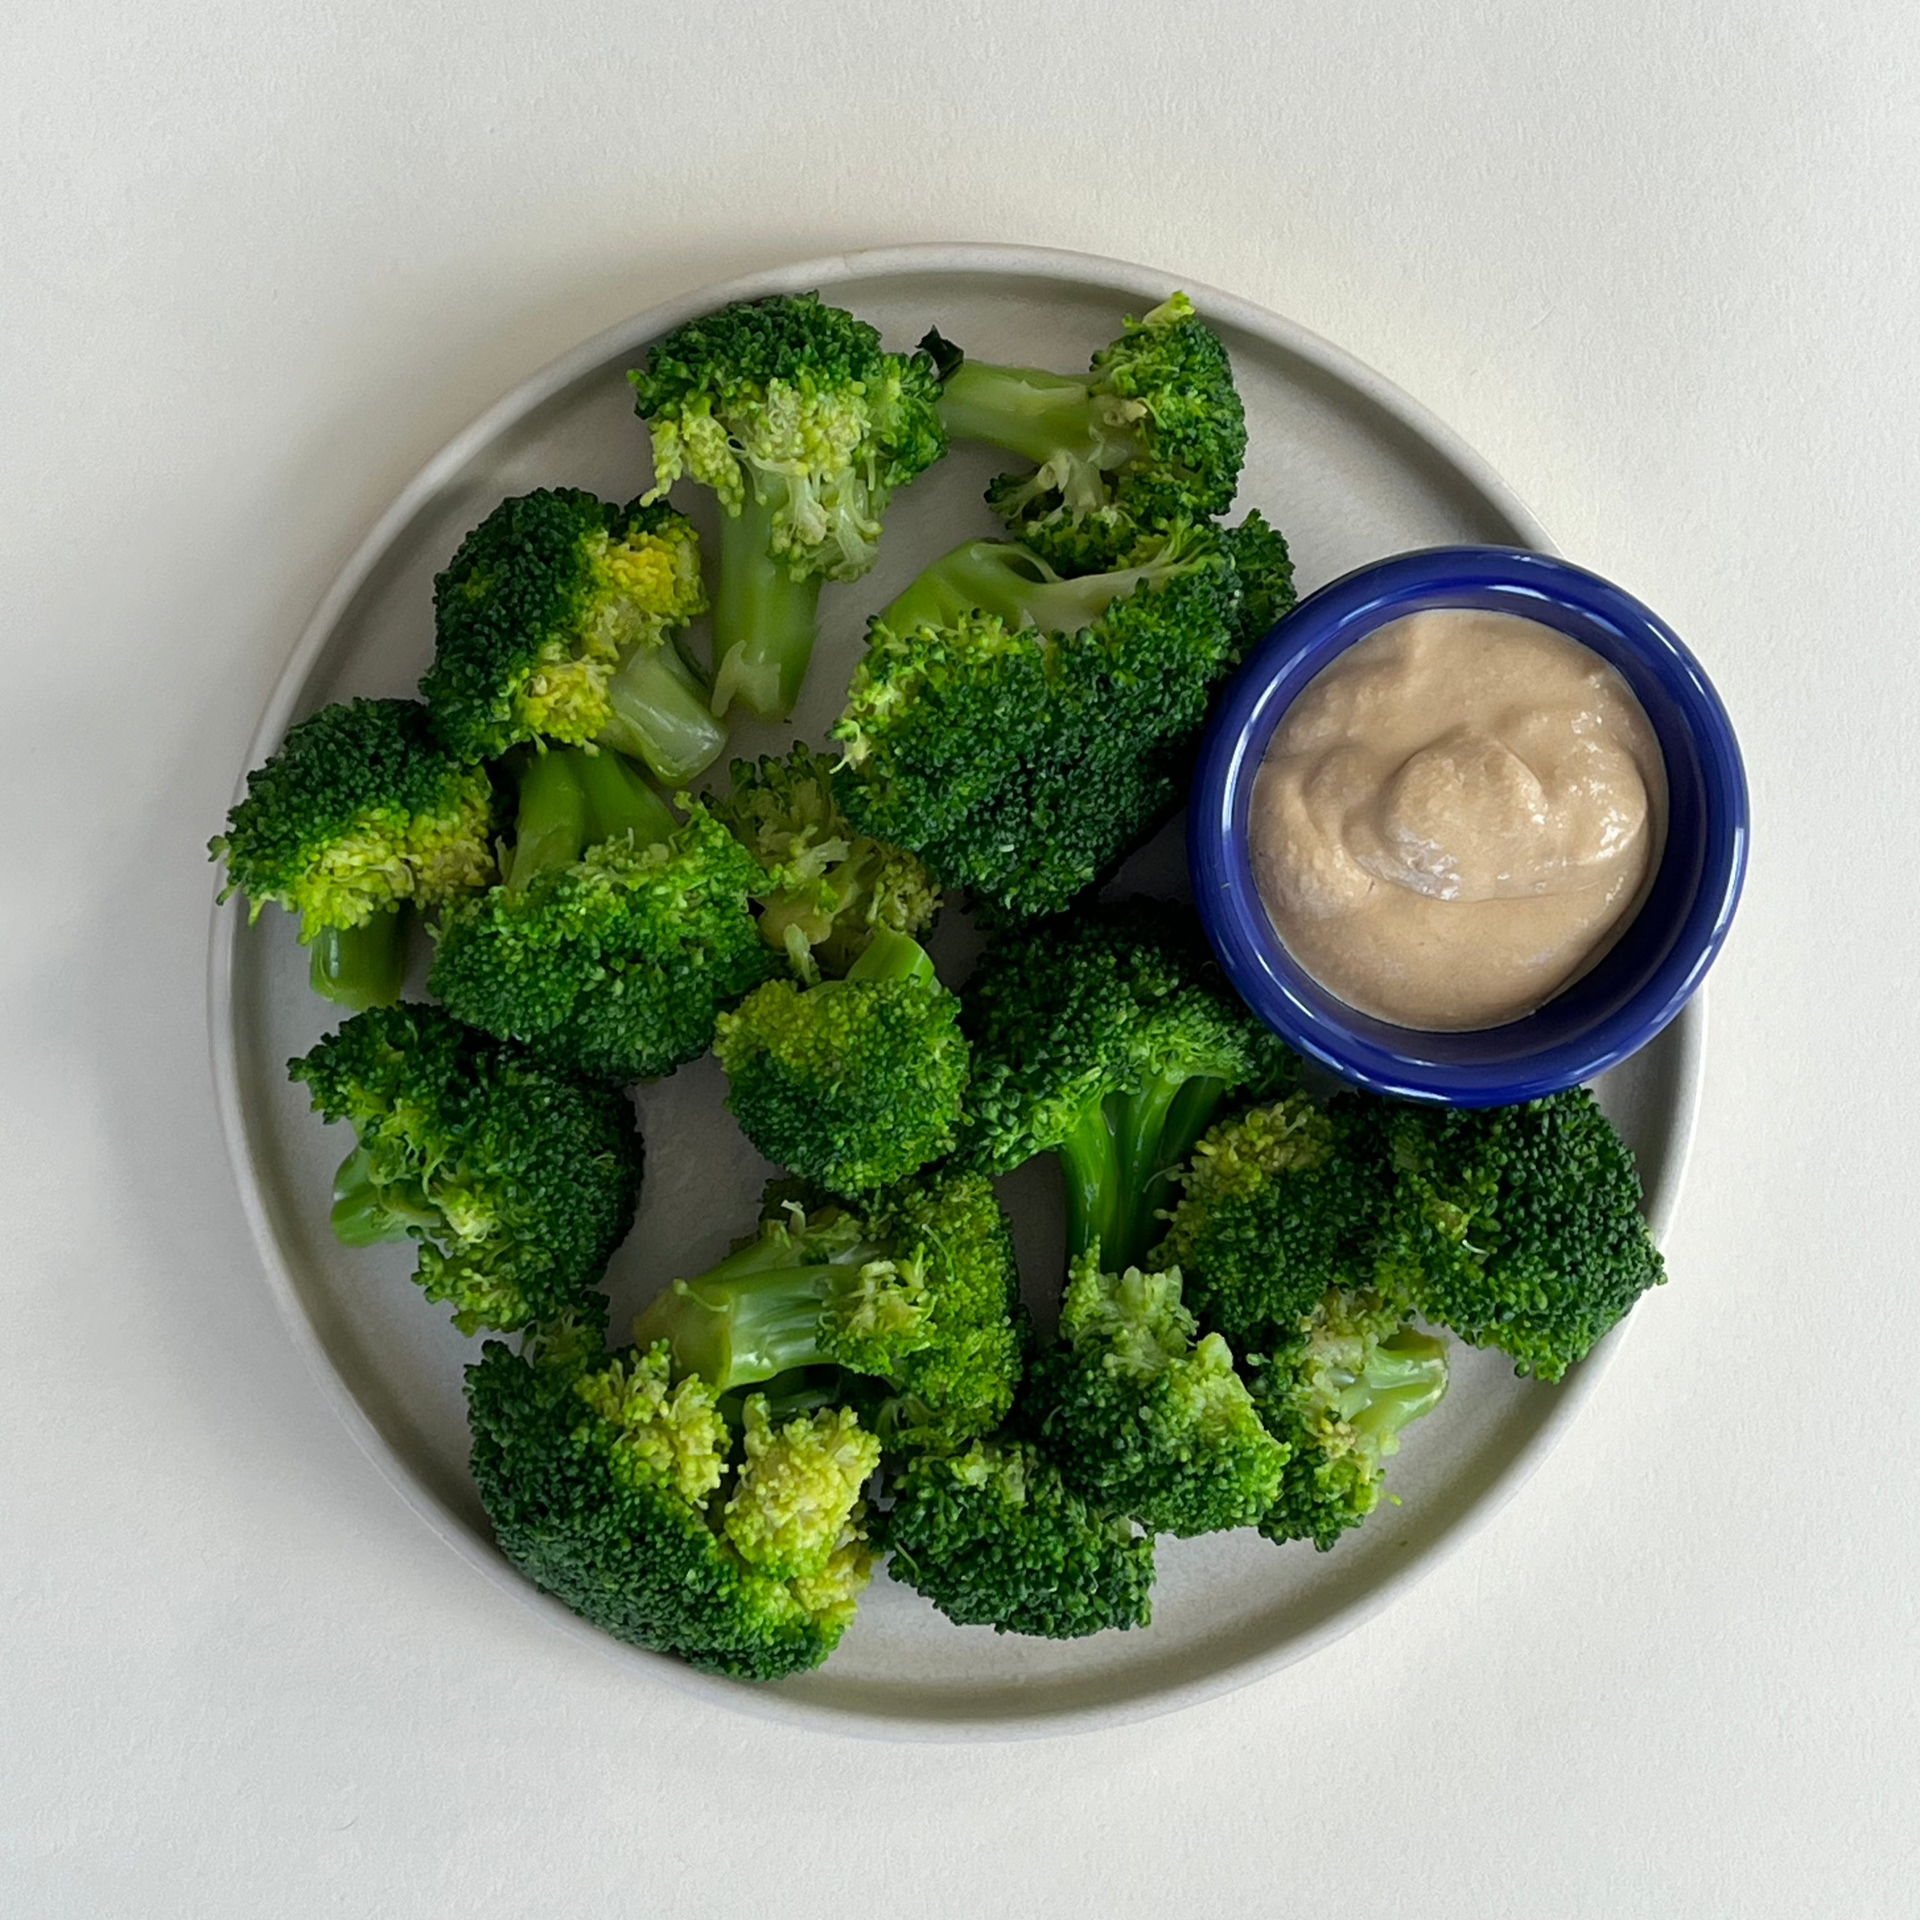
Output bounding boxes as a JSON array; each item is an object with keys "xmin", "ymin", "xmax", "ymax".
[{"xmin": 1189, "ymin": 546, "xmax": 1749, "ymax": 1106}]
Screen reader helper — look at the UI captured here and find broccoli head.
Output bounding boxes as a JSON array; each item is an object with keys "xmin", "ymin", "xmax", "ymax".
[
  {"xmin": 210, "ymin": 697, "xmax": 495, "ymax": 1009},
  {"xmin": 833, "ymin": 520, "xmax": 1278, "ymax": 922},
  {"xmin": 467, "ymin": 1327, "xmax": 878, "ymax": 1679},
  {"xmin": 1025, "ymin": 1250, "xmax": 1286, "ymax": 1538},
  {"xmin": 288, "ymin": 1003, "xmax": 640, "ymax": 1334},
  {"xmin": 428, "ymin": 746, "xmax": 775, "ymax": 1083},
  {"xmin": 634, "ymin": 1168, "xmax": 1025, "ymax": 1456},
  {"xmin": 1376, "ymin": 1089, "xmax": 1666, "ymax": 1381},
  {"xmin": 420, "ymin": 488, "xmax": 723, "ymax": 786},
  {"xmin": 880, "ymin": 1440, "xmax": 1154, "ymax": 1639},
  {"xmin": 628, "ymin": 292, "xmax": 948, "ymax": 719},
  {"xmin": 933, "ymin": 293, "xmax": 1248, "ymax": 570},
  {"xmin": 1246, "ymin": 1289, "xmax": 1449, "ymax": 1551},
  {"xmin": 713, "ymin": 742, "xmax": 939, "ymax": 980},
  {"xmin": 960, "ymin": 902, "xmax": 1298, "ymax": 1273},
  {"xmin": 1154, "ymin": 1093, "xmax": 1394, "ymax": 1355},
  {"xmin": 713, "ymin": 929, "xmax": 969, "ymax": 1195}
]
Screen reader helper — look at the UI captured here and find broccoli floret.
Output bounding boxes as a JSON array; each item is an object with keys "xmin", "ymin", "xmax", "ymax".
[
  {"xmin": 959, "ymin": 903, "xmax": 1298, "ymax": 1273},
  {"xmin": 634, "ymin": 1168, "xmax": 1025, "ymax": 1455},
  {"xmin": 1025, "ymin": 1250, "xmax": 1286, "ymax": 1538},
  {"xmin": 466, "ymin": 1328, "xmax": 878, "ymax": 1679},
  {"xmin": 428, "ymin": 746, "xmax": 775, "ymax": 1082},
  {"xmin": 1375, "ymin": 1089, "xmax": 1666, "ymax": 1382},
  {"xmin": 932, "ymin": 293, "xmax": 1248, "ymax": 570},
  {"xmin": 1246, "ymin": 1290, "xmax": 1449, "ymax": 1550},
  {"xmin": 833, "ymin": 521, "xmax": 1273, "ymax": 922},
  {"xmin": 628, "ymin": 293, "xmax": 948, "ymax": 719},
  {"xmin": 287, "ymin": 1004, "xmax": 640, "ymax": 1334},
  {"xmin": 713, "ymin": 930, "xmax": 968, "ymax": 1194},
  {"xmin": 419, "ymin": 489, "xmax": 723, "ymax": 786},
  {"xmin": 1221, "ymin": 510, "xmax": 1298, "ymax": 651},
  {"xmin": 1154, "ymin": 1093, "xmax": 1394, "ymax": 1355},
  {"xmin": 210, "ymin": 698, "xmax": 495, "ymax": 1010},
  {"xmin": 713, "ymin": 743, "xmax": 939, "ymax": 980},
  {"xmin": 881, "ymin": 1440, "xmax": 1154, "ymax": 1639}
]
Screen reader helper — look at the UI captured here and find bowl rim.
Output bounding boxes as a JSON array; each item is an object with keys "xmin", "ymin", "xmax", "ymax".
[{"xmin": 1189, "ymin": 544, "xmax": 1748, "ymax": 1105}]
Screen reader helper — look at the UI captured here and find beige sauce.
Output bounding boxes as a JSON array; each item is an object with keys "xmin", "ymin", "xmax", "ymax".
[{"xmin": 1250, "ymin": 607, "xmax": 1667, "ymax": 1030}]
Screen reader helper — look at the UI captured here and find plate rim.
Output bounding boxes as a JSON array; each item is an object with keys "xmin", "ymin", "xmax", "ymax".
[{"xmin": 206, "ymin": 240, "xmax": 1704, "ymax": 1741}]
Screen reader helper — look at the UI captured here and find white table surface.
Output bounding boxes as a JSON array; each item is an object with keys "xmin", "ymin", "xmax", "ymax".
[{"xmin": 5, "ymin": 3, "xmax": 1913, "ymax": 1912}]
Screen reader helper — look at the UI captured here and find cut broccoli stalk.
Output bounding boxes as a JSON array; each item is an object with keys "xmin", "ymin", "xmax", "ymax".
[
  {"xmin": 596, "ymin": 641, "xmax": 726, "ymax": 787},
  {"xmin": 632, "ymin": 1225, "xmax": 896, "ymax": 1392},
  {"xmin": 1335, "ymin": 1328, "xmax": 1450, "ymax": 1443},
  {"xmin": 841, "ymin": 924, "xmax": 935, "ymax": 987},
  {"xmin": 937, "ymin": 362, "xmax": 1141, "ymax": 517},
  {"xmin": 711, "ymin": 492, "xmax": 827, "ymax": 721},
  {"xmin": 306, "ymin": 911, "xmax": 408, "ymax": 1010},
  {"xmin": 878, "ymin": 538, "xmax": 1175, "ymax": 641},
  {"xmin": 503, "ymin": 747, "xmax": 676, "ymax": 892},
  {"xmin": 1057, "ymin": 1072, "xmax": 1233, "ymax": 1279}
]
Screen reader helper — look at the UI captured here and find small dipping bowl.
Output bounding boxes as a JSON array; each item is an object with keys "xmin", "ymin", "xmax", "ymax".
[{"xmin": 1189, "ymin": 546, "xmax": 1749, "ymax": 1106}]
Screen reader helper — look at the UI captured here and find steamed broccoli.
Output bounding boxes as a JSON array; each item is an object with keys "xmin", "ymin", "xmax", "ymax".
[
  {"xmin": 1246, "ymin": 1289, "xmax": 1449, "ymax": 1551},
  {"xmin": 880, "ymin": 1440, "xmax": 1154, "ymax": 1639},
  {"xmin": 833, "ymin": 518, "xmax": 1289, "ymax": 922},
  {"xmin": 288, "ymin": 1004, "xmax": 640, "ymax": 1334},
  {"xmin": 960, "ymin": 903, "xmax": 1298, "ymax": 1273},
  {"xmin": 210, "ymin": 697, "xmax": 495, "ymax": 1009},
  {"xmin": 713, "ymin": 929, "xmax": 969, "ymax": 1194},
  {"xmin": 634, "ymin": 1169, "xmax": 1025, "ymax": 1455},
  {"xmin": 1025, "ymin": 1250, "xmax": 1286, "ymax": 1538},
  {"xmin": 428, "ymin": 746, "xmax": 775, "ymax": 1082},
  {"xmin": 1154, "ymin": 1093, "xmax": 1394, "ymax": 1355},
  {"xmin": 713, "ymin": 742, "xmax": 939, "ymax": 980},
  {"xmin": 628, "ymin": 293, "xmax": 948, "ymax": 719},
  {"xmin": 467, "ymin": 1323, "xmax": 878, "ymax": 1679},
  {"xmin": 1376, "ymin": 1090, "xmax": 1666, "ymax": 1381},
  {"xmin": 933, "ymin": 293, "xmax": 1248, "ymax": 570},
  {"xmin": 420, "ymin": 489, "xmax": 723, "ymax": 786}
]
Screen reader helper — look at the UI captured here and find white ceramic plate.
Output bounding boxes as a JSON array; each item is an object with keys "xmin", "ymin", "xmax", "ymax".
[{"xmin": 209, "ymin": 244, "xmax": 1703, "ymax": 1740}]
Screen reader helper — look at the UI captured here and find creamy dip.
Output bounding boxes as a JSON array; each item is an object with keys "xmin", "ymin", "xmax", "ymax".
[{"xmin": 1250, "ymin": 607, "xmax": 1667, "ymax": 1031}]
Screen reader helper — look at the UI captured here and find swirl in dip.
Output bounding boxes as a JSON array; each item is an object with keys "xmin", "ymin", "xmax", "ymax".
[{"xmin": 1249, "ymin": 607, "xmax": 1667, "ymax": 1031}]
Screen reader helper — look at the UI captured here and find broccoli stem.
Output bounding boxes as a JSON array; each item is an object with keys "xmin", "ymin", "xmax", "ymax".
[
  {"xmin": 573, "ymin": 746, "xmax": 677, "ymax": 847},
  {"xmin": 1334, "ymin": 1328, "xmax": 1450, "ymax": 1448},
  {"xmin": 327, "ymin": 1141, "xmax": 439, "ymax": 1247},
  {"xmin": 711, "ymin": 492, "xmax": 824, "ymax": 720},
  {"xmin": 506, "ymin": 747, "xmax": 673, "ymax": 890},
  {"xmin": 505, "ymin": 749, "xmax": 589, "ymax": 890},
  {"xmin": 597, "ymin": 641, "xmax": 728, "ymax": 786},
  {"xmin": 843, "ymin": 926, "xmax": 934, "ymax": 986},
  {"xmin": 635, "ymin": 1235, "xmax": 886, "ymax": 1391},
  {"xmin": 879, "ymin": 538, "xmax": 1185, "ymax": 640},
  {"xmin": 937, "ymin": 364, "xmax": 1141, "ymax": 516},
  {"xmin": 1056, "ymin": 1074, "xmax": 1231, "ymax": 1274},
  {"xmin": 307, "ymin": 911, "xmax": 407, "ymax": 1010}
]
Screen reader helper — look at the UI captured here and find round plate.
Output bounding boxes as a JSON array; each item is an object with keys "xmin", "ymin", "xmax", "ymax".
[{"xmin": 209, "ymin": 244, "xmax": 1703, "ymax": 1740}]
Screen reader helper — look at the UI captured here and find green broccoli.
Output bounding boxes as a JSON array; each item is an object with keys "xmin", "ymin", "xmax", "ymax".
[
  {"xmin": 1025, "ymin": 1250, "xmax": 1286, "ymax": 1538},
  {"xmin": 880, "ymin": 1440, "xmax": 1154, "ymax": 1639},
  {"xmin": 428, "ymin": 745, "xmax": 776, "ymax": 1082},
  {"xmin": 466, "ymin": 1323, "xmax": 878, "ymax": 1679},
  {"xmin": 959, "ymin": 903, "xmax": 1298, "ymax": 1274},
  {"xmin": 1154, "ymin": 1093, "xmax": 1394, "ymax": 1356},
  {"xmin": 713, "ymin": 929, "xmax": 969, "ymax": 1194},
  {"xmin": 712, "ymin": 742, "xmax": 940, "ymax": 980},
  {"xmin": 628, "ymin": 293, "xmax": 948, "ymax": 719},
  {"xmin": 210, "ymin": 697, "xmax": 495, "ymax": 1010},
  {"xmin": 932, "ymin": 293, "xmax": 1248, "ymax": 570},
  {"xmin": 1246, "ymin": 1289, "xmax": 1449, "ymax": 1551},
  {"xmin": 833, "ymin": 517, "xmax": 1289, "ymax": 922},
  {"xmin": 1375, "ymin": 1089, "xmax": 1666, "ymax": 1381},
  {"xmin": 287, "ymin": 1004, "xmax": 640, "ymax": 1334},
  {"xmin": 419, "ymin": 489, "xmax": 722, "ymax": 786},
  {"xmin": 633, "ymin": 1169, "xmax": 1025, "ymax": 1455}
]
